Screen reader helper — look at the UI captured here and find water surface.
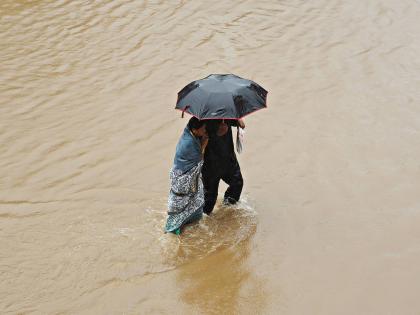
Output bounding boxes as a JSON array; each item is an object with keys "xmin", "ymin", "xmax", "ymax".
[{"xmin": 1, "ymin": 0, "xmax": 420, "ymax": 313}]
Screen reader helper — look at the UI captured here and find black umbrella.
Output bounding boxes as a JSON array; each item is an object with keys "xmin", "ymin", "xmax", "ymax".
[{"xmin": 175, "ymin": 74, "xmax": 267, "ymax": 120}]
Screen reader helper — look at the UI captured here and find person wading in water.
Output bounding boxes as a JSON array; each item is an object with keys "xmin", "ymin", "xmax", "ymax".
[
  {"xmin": 202, "ymin": 119, "xmax": 245, "ymax": 215},
  {"xmin": 165, "ymin": 117, "xmax": 208, "ymax": 234}
]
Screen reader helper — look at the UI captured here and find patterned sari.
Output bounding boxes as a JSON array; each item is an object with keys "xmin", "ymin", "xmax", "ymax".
[{"xmin": 165, "ymin": 127, "xmax": 204, "ymax": 233}]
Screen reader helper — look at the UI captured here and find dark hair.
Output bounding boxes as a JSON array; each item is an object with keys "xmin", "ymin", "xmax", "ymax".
[{"xmin": 187, "ymin": 117, "xmax": 205, "ymax": 130}]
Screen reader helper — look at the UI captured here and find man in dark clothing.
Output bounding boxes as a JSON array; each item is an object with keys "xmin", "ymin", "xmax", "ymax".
[{"xmin": 202, "ymin": 119, "xmax": 245, "ymax": 215}]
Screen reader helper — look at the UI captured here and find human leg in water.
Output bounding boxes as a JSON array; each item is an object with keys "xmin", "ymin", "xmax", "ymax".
[
  {"xmin": 168, "ymin": 210, "xmax": 203, "ymax": 235},
  {"xmin": 202, "ymin": 170, "xmax": 221, "ymax": 215},
  {"xmin": 222, "ymin": 160, "xmax": 243, "ymax": 205}
]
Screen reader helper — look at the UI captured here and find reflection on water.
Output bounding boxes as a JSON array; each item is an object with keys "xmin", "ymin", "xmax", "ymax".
[
  {"xmin": 173, "ymin": 200, "xmax": 266, "ymax": 314},
  {"xmin": 178, "ymin": 239, "xmax": 260, "ymax": 314},
  {"xmin": 154, "ymin": 199, "xmax": 264, "ymax": 313},
  {"xmin": 159, "ymin": 197, "xmax": 258, "ymax": 264}
]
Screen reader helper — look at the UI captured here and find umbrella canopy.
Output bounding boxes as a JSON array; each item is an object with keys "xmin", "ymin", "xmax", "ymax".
[{"xmin": 175, "ymin": 74, "xmax": 267, "ymax": 120}]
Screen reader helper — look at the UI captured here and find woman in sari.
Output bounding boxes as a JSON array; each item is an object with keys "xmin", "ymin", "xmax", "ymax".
[{"xmin": 165, "ymin": 117, "xmax": 208, "ymax": 235}]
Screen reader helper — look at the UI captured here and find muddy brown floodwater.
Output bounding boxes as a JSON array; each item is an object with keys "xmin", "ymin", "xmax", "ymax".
[{"xmin": 1, "ymin": 0, "xmax": 420, "ymax": 314}]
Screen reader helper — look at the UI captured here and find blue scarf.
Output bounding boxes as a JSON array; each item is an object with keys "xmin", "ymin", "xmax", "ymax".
[{"xmin": 173, "ymin": 127, "xmax": 202, "ymax": 173}]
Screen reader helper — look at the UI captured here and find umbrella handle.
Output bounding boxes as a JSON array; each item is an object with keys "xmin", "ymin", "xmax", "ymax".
[{"xmin": 181, "ymin": 105, "xmax": 190, "ymax": 118}]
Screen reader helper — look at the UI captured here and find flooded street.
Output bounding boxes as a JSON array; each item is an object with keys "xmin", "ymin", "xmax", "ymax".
[{"xmin": 1, "ymin": 0, "xmax": 420, "ymax": 313}]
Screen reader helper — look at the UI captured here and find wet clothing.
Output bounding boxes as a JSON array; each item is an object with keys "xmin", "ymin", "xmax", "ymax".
[
  {"xmin": 165, "ymin": 127, "xmax": 204, "ymax": 233},
  {"xmin": 202, "ymin": 121, "xmax": 243, "ymax": 214},
  {"xmin": 173, "ymin": 127, "xmax": 202, "ymax": 173}
]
